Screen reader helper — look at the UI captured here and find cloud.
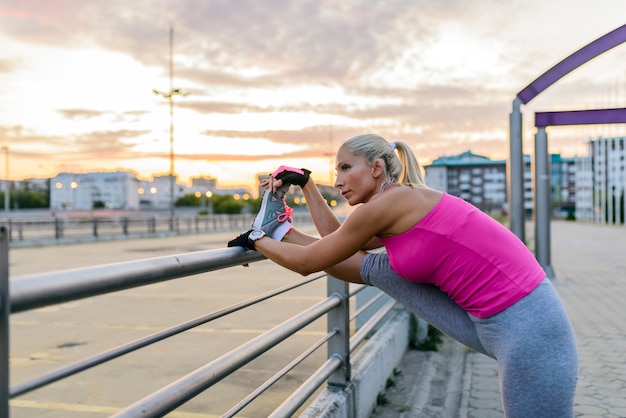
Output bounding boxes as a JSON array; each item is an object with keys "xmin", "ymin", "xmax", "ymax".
[
  {"xmin": 0, "ymin": 57, "xmax": 17, "ymax": 73},
  {"xmin": 58, "ymin": 109, "xmax": 106, "ymax": 119},
  {"xmin": 1, "ymin": 0, "xmax": 625, "ymax": 184}
]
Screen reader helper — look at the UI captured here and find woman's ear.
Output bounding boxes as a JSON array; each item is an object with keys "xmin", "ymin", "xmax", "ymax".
[{"xmin": 371, "ymin": 158, "xmax": 385, "ymax": 179}]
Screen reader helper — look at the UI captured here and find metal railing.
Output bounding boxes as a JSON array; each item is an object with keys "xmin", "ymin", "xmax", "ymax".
[
  {"xmin": 2, "ymin": 212, "xmax": 314, "ymax": 247},
  {"xmin": 0, "ymin": 226, "xmax": 396, "ymax": 417}
]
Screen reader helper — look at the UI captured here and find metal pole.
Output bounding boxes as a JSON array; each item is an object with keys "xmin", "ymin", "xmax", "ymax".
[
  {"xmin": 168, "ymin": 27, "xmax": 175, "ymax": 231},
  {"xmin": 2, "ymin": 147, "xmax": 8, "ymax": 218},
  {"xmin": 153, "ymin": 28, "xmax": 186, "ymax": 231},
  {"xmin": 0, "ymin": 226, "xmax": 10, "ymax": 418},
  {"xmin": 534, "ymin": 127, "xmax": 555, "ymax": 278},
  {"xmin": 509, "ymin": 98, "xmax": 525, "ymax": 242},
  {"xmin": 326, "ymin": 276, "xmax": 350, "ymax": 387}
]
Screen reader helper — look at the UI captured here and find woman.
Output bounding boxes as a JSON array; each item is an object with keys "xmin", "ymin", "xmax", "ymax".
[{"xmin": 228, "ymin": 133, "xmax": 578, "ymax": 417}]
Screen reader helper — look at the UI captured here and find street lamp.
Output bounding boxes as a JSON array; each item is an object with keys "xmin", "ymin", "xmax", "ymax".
[
  {"xmin": 2, "ymin": 146, "xmax": 8, "ymax": 217},
  {"xmin": 153, "ymin": 27, "xmax": 187, "ymax": 230},
  {"xmin": 195, "ymin": 190, "xmax": 213, "ymax": 213},
  {"xmin": 194, "ymin": 191, "xmax": 202, "ymax": 210}
]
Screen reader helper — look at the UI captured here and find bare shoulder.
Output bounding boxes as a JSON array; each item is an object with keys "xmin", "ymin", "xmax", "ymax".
[{"xmin": 370, "ymin": 186, "xmax": 444, "ymax": 237}]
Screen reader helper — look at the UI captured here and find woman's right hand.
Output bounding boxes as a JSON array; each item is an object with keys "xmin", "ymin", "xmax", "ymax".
[{"xmin": 262, "ymin": 166, "xmax": 311, "ymax": 191}]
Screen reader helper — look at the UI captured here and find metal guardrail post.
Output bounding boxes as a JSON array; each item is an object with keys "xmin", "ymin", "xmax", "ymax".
[
  {"xmin": 509, "ymin": 97, "xmax": 525, "ymax": 242},
  {"xmin": 149, "ymin": 216, "xmax": 156, "ymax": 234},
  {"xmin": 0, "ymin": 226, "xmax": 10, "ymax": 418},
  {"xmin": 54, "ymin": 218, "xmax": 63, "ymax": 239},
  {"xmin": 534, "ymin": 127, "xmax": 555, "ymax": 278},
  {"xmin": 326, "ymin": 275, "xmax": 350, "ymax": 387}
]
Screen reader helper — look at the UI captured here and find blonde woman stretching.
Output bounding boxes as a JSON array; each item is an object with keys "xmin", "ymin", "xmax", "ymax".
[{"xmin": 229, "ymin": 134, "xmax": 578, "ymax": 418}]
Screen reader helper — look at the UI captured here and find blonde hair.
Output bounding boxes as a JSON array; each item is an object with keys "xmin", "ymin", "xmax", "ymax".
[{"xmin": 341, "ymin": 134, "xmax": 425, "ymax": 188}]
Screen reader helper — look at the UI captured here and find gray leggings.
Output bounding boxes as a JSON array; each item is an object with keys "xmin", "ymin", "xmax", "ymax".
[{"xmin": 361, "ymin": 253, "xmax": 578, "ymax": 418}]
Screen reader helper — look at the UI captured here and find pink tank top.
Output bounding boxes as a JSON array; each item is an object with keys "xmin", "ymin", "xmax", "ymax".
[{"xmin": 379, "ymin": 193, "xmax": 546, "ymax": 318}]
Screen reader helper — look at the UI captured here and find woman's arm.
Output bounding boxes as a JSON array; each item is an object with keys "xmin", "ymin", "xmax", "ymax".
[
  {"xmin": 299, "ymin": 179, "xmax": 341, "ymax": 237},
  {"xmin": 268, "ymin": 169, "xmax": 383, "ymax": 250},
  {"xmin": 282, "ymin": 228, "xmax": 365, "ymax": 284},
  {"xmin": 254, "ymin": 199, "xmax": 386, "ymax": 276}
]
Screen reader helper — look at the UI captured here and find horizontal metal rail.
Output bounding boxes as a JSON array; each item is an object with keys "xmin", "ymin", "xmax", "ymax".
[
  {"xmin": 3, "ymin": 212, "xmax": 314, "ymax": 246},
  {"xmin": 10, "ymin": 274, "xmax": 325, "ymax": 397},
  {"xmin": 351, "ymin": 289, "xmax": 389, "ymax": 321},
  {"xmin": 223, "ymin": 329, "xmax": 339, "ymax": 417},
  {"xmin": 269, "ymin": 354, "xmax": 344, "ymax": 418},
  {"xmin": 268, "ymin": 298, "xmax": 398, "ymax": 417},
  {"xmin": 2, "ymin": 228, "xmax": 402, "ymax": 417},
  {"xmin": 350, "ymin": 299, "xmax": 398, "ymax": 352},
  {"xmin": 10, "ymin": 247, "xmax": 264, "ymax": 312},
  {"xmin": 112, "ymin": 294, "xmax": 344, "ymax": 417}
]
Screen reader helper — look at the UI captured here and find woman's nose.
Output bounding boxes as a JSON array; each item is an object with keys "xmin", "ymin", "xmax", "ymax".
[{"xmin": 333, "ymin": 174, "xmax": 341, "ymax": 189}]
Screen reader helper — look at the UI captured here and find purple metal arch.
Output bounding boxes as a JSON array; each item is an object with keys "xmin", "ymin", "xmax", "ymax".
[
  {"xmin": 518, "ymin": 24, "xmax": 626, "ymax": 104},
  {"xmin": 535, "ymin": 107, "xmax": 626, "ymax": 127}
]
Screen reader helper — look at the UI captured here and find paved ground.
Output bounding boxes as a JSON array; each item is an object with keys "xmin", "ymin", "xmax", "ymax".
[
  {"xmin": 372, "ymin": 220, "xmax": 626, "ymax": 418},
  {"xmin": 7, "ymin": 227, "xmax": 328, "ymax": 418}
]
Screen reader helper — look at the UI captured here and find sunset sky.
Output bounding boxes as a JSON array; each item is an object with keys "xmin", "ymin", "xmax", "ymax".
[{"xmin": 1, "ymin": 1, "xmax": 626, "ymax": 191}]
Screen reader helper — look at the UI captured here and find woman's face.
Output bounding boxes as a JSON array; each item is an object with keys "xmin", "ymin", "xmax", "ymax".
[{"xmin": 334, "ymin": 146, "xmax": 378, "ymax": 205}]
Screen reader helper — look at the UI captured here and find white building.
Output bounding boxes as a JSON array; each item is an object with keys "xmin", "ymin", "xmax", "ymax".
[
  {"xmin": 137, "ymin": 174, "xmax": 187, "ymax": 209},
  {"xmin": 578, "ymin": 136, "xmax": 625, "ymax": 224},
  {"xmin": 39, "ymin": 171, "xmax": 254, "ymax": 212},
  {"xmin": 574, "ymin": 156, "xmax": 594, "ymax": 221},
  {"xmin": 50, "ymin": 172, "xmax": 141, "ymax": 210}
]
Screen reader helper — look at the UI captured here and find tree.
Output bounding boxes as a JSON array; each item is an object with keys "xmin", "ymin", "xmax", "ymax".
[
  {"xmin": 1, "ymin": 190, "xmax": 49, "ymax": 209},
  {"xmin": 212, "ymin": 194, "xmax": 244, "ymax": 214}
]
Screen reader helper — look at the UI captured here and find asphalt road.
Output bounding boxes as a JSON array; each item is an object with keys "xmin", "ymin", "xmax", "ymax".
[{"xmin": 8, "ymin": 229, "xmax": 328, "ymax": 418}]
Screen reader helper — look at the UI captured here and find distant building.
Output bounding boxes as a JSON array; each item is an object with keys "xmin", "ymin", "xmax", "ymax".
[
  {"xmin": 137, "ymin": 174, "xmax": 187, "ymax": 209},
  {"xmin": 574, "ymin": 156, "xmax": 594, "ymax": 221},
  {"xmin": 423, "ymin": 151, "xmax": 582, "ymax": 217},
  {"xmin": 424, "ymin": 151, "xmax": 508, "ymax": 213},
  {"xmin": 47, "ymin": 171, "xmax": 255, "ymax": 212},
  {"xmin": 50, "ymin": 172, "xmax": 141, "ymax": 210},
  {"xmin": 550, "ymin": 154, "xmax": 578, "ymax": 216},
  {"xmin": 577, "ymin": 136, "xmax": 625, "ymax": 224},
  {"xmin": 14, "ymin": 178, "xmax": 49, "ymax": 193},
  {"xmin": 190, "ymin": 177, "xmax": 217, "ymax": 194}
]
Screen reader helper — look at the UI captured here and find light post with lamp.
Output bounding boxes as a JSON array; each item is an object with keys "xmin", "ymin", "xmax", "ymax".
[
  {"xmin": 195, "ymin": 190, "xmax": 213, "ymax": 213},
  {"xmin": 153, "ymin": 27, "xmax": 187, "ymax": 231}
]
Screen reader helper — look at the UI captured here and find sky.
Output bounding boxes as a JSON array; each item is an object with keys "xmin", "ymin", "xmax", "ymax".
[{"xmin": 1, "ymin": 0, "xmax": 626, "ymax": 191}]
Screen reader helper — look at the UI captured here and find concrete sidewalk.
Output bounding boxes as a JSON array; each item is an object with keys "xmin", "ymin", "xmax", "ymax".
[{"xmin": 373, "ymin": 220, "xmax": 626, "ymax": 417}]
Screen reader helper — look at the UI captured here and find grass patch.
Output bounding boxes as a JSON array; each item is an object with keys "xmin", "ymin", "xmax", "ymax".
[{"xmin": 415, "ymin": 325, "xmax": 443, "ymax": 351}]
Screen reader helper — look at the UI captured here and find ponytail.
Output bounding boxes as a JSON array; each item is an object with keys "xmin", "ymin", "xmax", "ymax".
[
  {"xmin": 394, "ymin": 141, "xmax": 425, "ymax": 187},
  {"xmin": 342, "ymin": 134, "xmax": 426, "ymax": 188}
]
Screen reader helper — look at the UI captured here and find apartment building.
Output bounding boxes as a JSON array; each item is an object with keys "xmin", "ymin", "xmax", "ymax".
[
  {"xmin": 576, "ymin": 136, "xmax": 625, "ymax": 224},
  {"xmin": 50, "ymin": 172, "xmax": 141, "ymax": 210},
  {"xmin": 424, "ymin": 151, "xmax": 508, "ymax": 213},
  {"xmin": 550, "ymin": 154, "xmax": 578, "ymax": 217},
  {"xmin": 49, "ymin": 172, "xmax": 253, "ymax": 211}
]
